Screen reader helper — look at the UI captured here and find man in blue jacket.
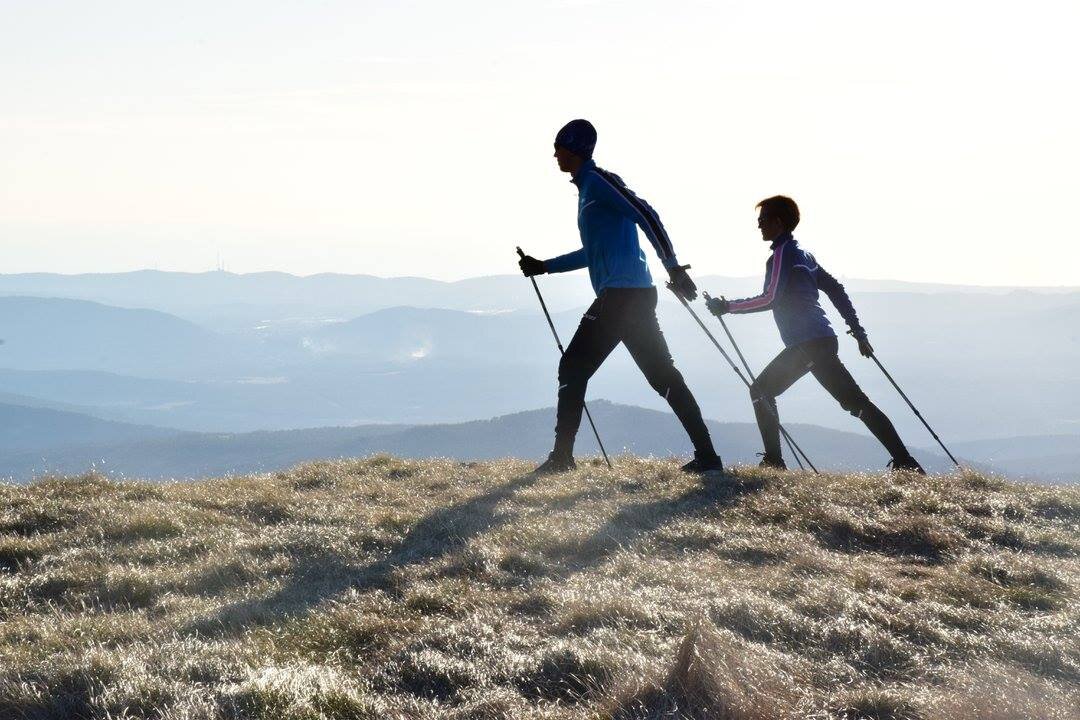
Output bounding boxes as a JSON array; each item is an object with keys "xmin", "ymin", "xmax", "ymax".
[
  {"xmin": 707, "ymin": 196, "xmax": 924, "ymax": 473},
  {"xmin": 519, "ymin": 119, "xmax": 722, "ymax": 476}
]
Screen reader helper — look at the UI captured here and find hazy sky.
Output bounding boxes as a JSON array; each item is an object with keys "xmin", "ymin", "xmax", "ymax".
[{"xmin": 2, "ymin": 1, "xmax": 1078, "ymax": 285}]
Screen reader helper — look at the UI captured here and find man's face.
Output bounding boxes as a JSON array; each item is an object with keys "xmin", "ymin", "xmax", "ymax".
[
  {"xmin": 554, "ymin": 146, "xmax": 580, "ymax": 173},
  {"xmin": 757, "ymin": 212, "xmax": 786, "ymax": 242}
]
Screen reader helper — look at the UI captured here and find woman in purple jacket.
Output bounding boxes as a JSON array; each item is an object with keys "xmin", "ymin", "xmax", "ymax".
[{"xmin": 707, "ymin": 196, "xmax": 924, "ymax": 473}]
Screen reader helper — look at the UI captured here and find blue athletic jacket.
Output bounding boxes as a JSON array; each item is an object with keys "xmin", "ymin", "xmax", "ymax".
[
  {"xmin": 727, "ymin": 234, "xmax": 867, "ymax": 347},
  {"xmin": 544, "ymin": 159, "xmax": 680, "ymax": 295}
]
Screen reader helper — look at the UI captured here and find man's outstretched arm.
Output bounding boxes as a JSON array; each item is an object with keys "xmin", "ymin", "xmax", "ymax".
[
  {"xmin": 518, "ymin": 248, "xmax": 588, "ymax": 276},
  {"xmin": 543, "ymin": 248, "xmax": 588, "ymax": 273}
]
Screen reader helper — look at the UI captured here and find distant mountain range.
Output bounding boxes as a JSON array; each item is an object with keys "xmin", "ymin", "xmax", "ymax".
[
  {"xmin": 0, "ymin": 296, "xmax": 247, "ymax": 378},
  {"xmin": 3, "ymin": 397, "xmax": 1076, "ymax": 485},
  {"xmin": 0, "ymin": 271, "xmax": 1076, "ymax": 471},
  {"xmin": 1, "ymin": 270, "xmax": 1076, "ymax": 330},
  {"xmin": 0, "ymin": 400, "xmax": 944, "ymax": 482},
  {"xmin": 0, "ymin": 287, "xmax": 1075, "ymax": 442},
  {"xmin": 0, "ymin": 402, "xmax": 174, "ymax": 453},
  {"xmin": 948, "ymin": 435, "xmax": 1080, "ymax": 485}
]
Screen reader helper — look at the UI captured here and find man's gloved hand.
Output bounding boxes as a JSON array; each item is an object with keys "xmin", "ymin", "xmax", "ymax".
[
  {"xmin": 518, "ymin": 255, "xmax": 547, "ymax": 277},
  {"xmin": 666, "ymin": 264, "xmax": 698, "ymax": 301},
  {"xmin": 705, "ymin": 295, "xmax": 730, "ymax": 317}
]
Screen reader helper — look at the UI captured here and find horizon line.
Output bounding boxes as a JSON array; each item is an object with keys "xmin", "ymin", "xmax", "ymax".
[{"xmin": 0, "ymin": 268, "xmax": 1077, "ymax": 292}]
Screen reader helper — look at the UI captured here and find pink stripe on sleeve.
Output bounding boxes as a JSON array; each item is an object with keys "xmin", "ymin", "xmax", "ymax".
[{"xmin": 730, "ymin": 244, "xmax": 785, "ymax": 312}]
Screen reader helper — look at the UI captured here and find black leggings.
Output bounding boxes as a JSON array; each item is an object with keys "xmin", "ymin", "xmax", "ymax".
[
  {"xmin": 554, "ymin": 287, "xmax": 715, "ymax": 457},
  {"xmin": 751, "ymin": 336, "xmax": 909, "ymax": 461}
]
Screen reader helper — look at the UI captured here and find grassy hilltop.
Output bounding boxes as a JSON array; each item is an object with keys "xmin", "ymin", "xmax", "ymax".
[{"xmin": 1, "ymin": 458, "xmax": 1078, "ymax": 719}]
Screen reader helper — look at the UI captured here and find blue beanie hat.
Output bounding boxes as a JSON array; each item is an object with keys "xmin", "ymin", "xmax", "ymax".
[{"xmin": 554, "ymin": 119, "xmax": 596, "ymax": 159}]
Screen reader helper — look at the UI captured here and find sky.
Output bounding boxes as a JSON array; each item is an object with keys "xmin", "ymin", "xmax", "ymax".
[{"xmin": 2, "ymin": 0, "xmax": 1078, "ymax": 286}]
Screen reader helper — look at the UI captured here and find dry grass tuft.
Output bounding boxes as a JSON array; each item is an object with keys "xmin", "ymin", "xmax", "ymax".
[
  {"xmin": 516, "ymin": 642, "xmax": 617, "ymax": 702},
  {"xmin": 828, "ymin": 687, "xmax": 923, "ymax": 720},
  {"xmin": 928, "ymin": 662, "xmax": 1080, "ymax": 720},
  {"xmin": 103, "ymin": 513, "xmax": 185, "ymax": 543},
  {"xmin": 0, "ymin": 458, "xmax": 1077, "ymax": 718},
  {"xmin": 604, "ymin": 623, "xmax": 798, "ymax": 719},
  {"xmin": 0, "ymin": 535, "xmax": 42, "ymax": 572}
]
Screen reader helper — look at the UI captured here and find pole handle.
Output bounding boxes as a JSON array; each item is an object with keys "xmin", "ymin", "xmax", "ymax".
[{"xmin": 516, "ymin": 247, "xmax": 525, "ymax": 259}]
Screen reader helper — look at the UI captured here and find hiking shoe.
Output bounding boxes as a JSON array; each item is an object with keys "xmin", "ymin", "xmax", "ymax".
[
  {"xmin": 757, "ymin": 453, "xmax": 787, "ymax": 470},
  {"xmin": 531, "ymin": 452, "xmax": 577, "ymax": 475},
  {"xmin": 681, "ymin": 451, "xmax": 724, "ymax": 475},
  {"xmin": 888, "ymin": 456, "xmax": 926, "ymax": 475}
]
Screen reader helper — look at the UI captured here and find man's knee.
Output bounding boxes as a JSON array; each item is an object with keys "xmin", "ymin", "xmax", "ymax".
[
  {"xmin": 558, "ymin": 354, "xmax": 589, "ymax": 390},
  {"xmin": 644, "ymin": 365, "xmax": 684, "ymax": 399}
]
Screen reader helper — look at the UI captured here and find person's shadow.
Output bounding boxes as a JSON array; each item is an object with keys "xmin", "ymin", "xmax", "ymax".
[
  {"xmin": 550, "ymin": 472, "xmax": 768, "ymax": 573},
  {"xmin": 183, "ymin": 467, "xmax": 767, "ymax": 638},
  {"xmin": 184, "ymin": 470, "xmax": 543, "ymax": 638}
]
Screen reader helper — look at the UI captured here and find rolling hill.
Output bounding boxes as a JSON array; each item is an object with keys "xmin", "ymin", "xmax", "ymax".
[
  {"xmin": 0, "ymin": 458, "xmax": 1076, "ymax": 718},
  {"xmin": 0, "ymin": 403, "xmax": 175, "ymax": 452},
  {"xmin": 0, "ymin": 297, "xmax": 241, "ymax": 377},
  {"xmin": 0, "ymin": 401, "xmax": 958, "ymax": 482}
]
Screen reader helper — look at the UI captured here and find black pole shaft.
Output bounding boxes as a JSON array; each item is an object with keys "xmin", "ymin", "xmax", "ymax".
[
  {"xmin": 869, "ymin": 353, "xmax": 961, "ymax": 468},
  {"xmin": 708, "ymin": 298, "xmax": 805, "ymax": 471},
  {"xmin": 517, "ymin": 248, "xmax": 612, "ymax": 469},
  {"xmin": 669, "ymin": 288, "xmax": 818, "ymax": 473}
]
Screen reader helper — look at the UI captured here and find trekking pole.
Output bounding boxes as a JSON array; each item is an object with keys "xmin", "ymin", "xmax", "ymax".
[
  {"xmin": 853, "ymin": 333, "xmax": 961, "ymax": 468},
  {"xmin": 702, "ymin": 292, "xmax": 805, "ymax": 471},
  {"xmin": 668, "ymin": 284, "xmax": 819, "ymax": 473},
  {"xmin": 516, "ymin": 247, "xmax": 612, "ymax": 469},
  {"xmin": 707, "ymin": 294, "xmax": 804, "ymax": 471}
]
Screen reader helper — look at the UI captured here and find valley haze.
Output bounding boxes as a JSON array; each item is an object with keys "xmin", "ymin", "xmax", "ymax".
[{"xmin": 0, "ymin": 270, "xmax": 1076, "ymax": 485}]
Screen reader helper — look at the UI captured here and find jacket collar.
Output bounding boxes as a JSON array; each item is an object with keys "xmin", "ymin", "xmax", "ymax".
[
  {"xmin": 770, "ymin": 232, "xmax": 794, "ymax": 251},
  {"xmin": 571, "ymin": 158, "xmax": 596, "ymax": 185}
]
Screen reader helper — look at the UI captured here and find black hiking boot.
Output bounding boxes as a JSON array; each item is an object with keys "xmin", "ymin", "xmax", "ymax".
[
  {"xmin": 681, "ymin": 450, "xmax": 724, "ymax": 476},
  {"xmin": 531, "ymin": 452, "xmax": 577, "ymax": 476},
  {"xmin": 757, "ymin": 453, "xmax": 787, "ymax": 470},
  {"xmin": 888, "ymin": 455, "xmax": 926, "ymax": 475}
]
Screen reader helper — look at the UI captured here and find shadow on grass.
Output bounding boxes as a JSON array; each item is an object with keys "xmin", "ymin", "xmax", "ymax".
[
  {"xmin": 0, "ymin": 668, "xmax": 100, "ymax": 719},
  {"xmin": 554, "ymin": 473, "xmax": 768, "ymax": 572},
  {"xmin": 184, "ymin": 471, "xmax": 542, "ymax": 638}
]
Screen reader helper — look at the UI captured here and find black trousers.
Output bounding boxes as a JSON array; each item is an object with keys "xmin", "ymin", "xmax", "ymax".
[
  {"xmin": 554, "ymin": 287, "xmax": 715, "ymax": 457},
  {"xmin": 751, "ymin": 335, "xmax": 909, "ymax": 461}
]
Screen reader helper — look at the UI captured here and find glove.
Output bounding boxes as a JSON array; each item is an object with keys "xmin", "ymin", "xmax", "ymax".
[
  {"xmin": 705, "ymin": 295, "xmax": 730, "ymax": 317},
  {"xmin": 666, "ymin": 264, "xmax": 698, "ymax": 301},
  {"xmin": 847, "ymin": 329, "xmax": 873, "ymax": 357},
  {"xmin": 518, "ymin": 255, "xmax": 547, "ymax": 277}
]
